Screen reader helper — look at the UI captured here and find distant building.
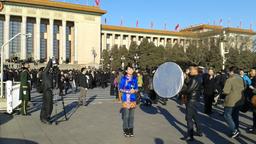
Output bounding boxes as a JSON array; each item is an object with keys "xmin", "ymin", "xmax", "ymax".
[{"xmin": 0, "ymin": 0, "xmax": 255, "ymax": 66}]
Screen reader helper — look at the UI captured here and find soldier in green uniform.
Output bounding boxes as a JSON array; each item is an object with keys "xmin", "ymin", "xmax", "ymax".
[{"xmin": 19, "ymin": 63, "xmax": 31, "ymax": 115}]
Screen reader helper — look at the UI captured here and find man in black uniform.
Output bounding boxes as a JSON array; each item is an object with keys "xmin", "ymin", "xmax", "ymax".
[{"xmin": 40, "ymin": 59, "xmax": 53, "ymax": 124}]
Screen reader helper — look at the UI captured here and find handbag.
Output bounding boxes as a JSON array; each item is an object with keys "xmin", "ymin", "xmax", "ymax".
[{"xmin": 251, "ymin": 95, "xmax": 256, "ymax": 108}]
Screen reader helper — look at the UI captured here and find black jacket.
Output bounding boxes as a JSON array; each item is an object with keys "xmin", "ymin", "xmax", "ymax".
[
  {"xmin": 202, "ymin": 74, "xmax": 216, "ymax": 95},
  {"xmin": 78, "ymin": 73, "xmax": 88, "ymax": 88},
  {"xmin": 42, "ymin": 59, "xmax": 53, "ymax": 90},
  {"xmin": 185, "ymin": 75, "xmax": 202, "ymax": 102}
]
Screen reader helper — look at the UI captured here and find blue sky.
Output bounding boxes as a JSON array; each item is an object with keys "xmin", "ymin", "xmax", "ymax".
[{"xmin": 58, "ymin": 0, "xmax": 255, "ymax": 31}]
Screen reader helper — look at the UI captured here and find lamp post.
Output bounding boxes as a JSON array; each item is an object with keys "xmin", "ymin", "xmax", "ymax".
[
  {"xmin": 220, "ymin": 30, "xmax": 227, "ymax": 70},
  {"xmin": 109, "ymin": 56, "xmax": 113, "ymax": 70},
  {"xmin": 134, "ymin": 53, "xmax": 139, "ymax": 69},
  {"xmin": 121, "ymin": 55, "xmax": 125, "ymax": 70},
  {"xmin": 91, "ymin": 47, "xmax": 97, "ymax": 65},
  {"xmin": 100, "ymin": 58, "xmax": 104, "ymax": 69},
  {"xmin": 1, "ymin": 32, "xmax": 32, "ymax": 98}
]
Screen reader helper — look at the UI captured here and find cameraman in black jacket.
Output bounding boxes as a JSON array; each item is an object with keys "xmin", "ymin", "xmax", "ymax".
[{"xmin": 40, "ymin": 59, "xmax": 53, "ymax": 124}]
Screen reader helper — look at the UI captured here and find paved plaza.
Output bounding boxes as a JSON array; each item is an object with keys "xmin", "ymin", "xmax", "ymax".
[{"xmin": 0, "ymin": 87, "xmax": 256, "ymax": 144}]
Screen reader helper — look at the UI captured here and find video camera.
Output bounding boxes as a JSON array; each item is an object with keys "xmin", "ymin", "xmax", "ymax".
[{"xmin": 52, "ymin": 57, "xmax": 58, "ymax": 66}]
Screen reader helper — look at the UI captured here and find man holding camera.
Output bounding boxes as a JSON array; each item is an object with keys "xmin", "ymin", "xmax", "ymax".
[{"xmin": 40, "ymin": 59, "xmax": 54, "ymax": 124}]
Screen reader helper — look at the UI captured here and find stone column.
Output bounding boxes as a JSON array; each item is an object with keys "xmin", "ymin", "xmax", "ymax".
[
  {"xmin": 74, "ymin": 22, "xmax": 78, "ymax": 63},
  {"xmin": 112, "ymin": 33, "xmax": 115, "ymax": 48},
  {"xmin": 102, "ymin": 33, "xmax": 107, "ymax": 50},
  {"xmin": 62, "ymin": 20, "xmax": 66, "ymax": 64},
  {"xmin": 127, "ymin": 35, "xmax": 131, "ymax": 49},
  {"xmin": 47, "ymin": 19, "xmax": 54, "ymax": 60},
  {"xmin": 4, "ymin": 14, "xmax": 10, "ymax": 60},
  {"xmin": 35, "ymin": 17, "xmax": 40, "ymax": 61},
  {"xmin": 20, "ymin": 16, "xmax": 26, "ymax": 60},
  {"xmin": 120, "ymin": 34, "xmax": 123, "ymax": 47}
]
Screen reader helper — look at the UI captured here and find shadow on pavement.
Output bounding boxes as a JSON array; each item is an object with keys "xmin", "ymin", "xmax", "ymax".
[
  {"xmin": 51, "ymin": 101, "xmax": 79, "ymax": 124},
  {"xmin": 157, "ymin": 106, "xmax": 187, "ymax": 137},
  {"xmin": 154, "ymin": 138, "xmax": 164, "ymax": 144},
  {"xmin": 177, "ymin": 105, "xmax": 233, "ymax": 143},
  {"xmin": 0, "ymin": 113, "xmax": 13, "ymax": 125},
  {"xmin": 84, "ymin": 95, "xmax": 97, "ymax": 106},
  {"xmin": 0, "ymin": 138, "xmax": 38, "ymax": 144},
  {"xmin": 139, "ymin": 104, "xmax": 158, "ymax": 115}
]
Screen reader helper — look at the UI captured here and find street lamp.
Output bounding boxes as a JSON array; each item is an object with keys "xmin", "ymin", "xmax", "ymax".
[
  {"xmin": 220, "ymin": 30, "xmax": 227, "ymax": 70},
  {"xmin": 121, "ymin": 55, "xmax": 125, "ymax": 70},
  {"xmin": 134, "ymin": 53, "xmax": 139, "ymax": 69},
  {"xmin": 1, "ymin": 32, "xmax": 32, "ymax": 98},
  {"xmin": 100, "ymin": 58, "xmax": 104, "ymax": 69},
  {"xmin": 109, "ymin": 56, "xmax": 113, "ymax": 70}
]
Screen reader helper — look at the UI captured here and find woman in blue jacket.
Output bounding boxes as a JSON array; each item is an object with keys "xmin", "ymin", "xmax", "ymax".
[{"xmin": 119, "ymin": 65, "xmax": 138, "ymax": 137}]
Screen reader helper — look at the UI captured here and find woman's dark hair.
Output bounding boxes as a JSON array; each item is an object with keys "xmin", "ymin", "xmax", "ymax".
[{"xmin": 125, "ymin": 64, "xmax": 134, "ymax": 71}]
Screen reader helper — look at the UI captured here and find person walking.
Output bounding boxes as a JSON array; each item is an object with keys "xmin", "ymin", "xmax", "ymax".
[
  {"xmin": 119, "ymin": 65, "xmax": 138, "ymax": 137},
  {"xmin": 246, "ymin": 68, "xmax": 256, "ymax": 134},
  {"xmin": 78, "ymin": 68, "xmax": 89, "ymax": 106},
  {"xmin": 223, "ymin": 66, "xmax": 245, "ymax": 138}
]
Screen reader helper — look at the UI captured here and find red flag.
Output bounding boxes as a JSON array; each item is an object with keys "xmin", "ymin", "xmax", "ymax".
[
  {"xmin": 150, "ymin": 21, "xmax": 154, "ymax": 29},
  {"xmin": 175, "ymin": 24, "xmax": 180, "ymax": 31},
  {"xmin": 136, "ymin": 20, "xmax": 139, "ymax": 27},
  {"xmin": 219, "ymin": 18, "xmax": 223, "ymax": 25},
  {"xmin": 95, "ymin": 0, "xmax": 100, "ymax": 6}
]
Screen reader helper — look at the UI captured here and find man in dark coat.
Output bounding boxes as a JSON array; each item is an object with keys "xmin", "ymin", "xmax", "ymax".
[
  {"xmin": 19, "ymin": 64, "xmax": 31, "ymax": 115},
  {"xmin": 40, "ymin": 59, "xmax": 53, "ymax": 124},
  {"xmin": 78, "ymin": 68, "xmax": 88, "ymax": 106},
  {"xmin": 202, "ymin": 68, "xmax": 216, "ymax": 115},
  {"xmin": 181, "ymin": 66, "xmax": 203, "ymax": 141}
]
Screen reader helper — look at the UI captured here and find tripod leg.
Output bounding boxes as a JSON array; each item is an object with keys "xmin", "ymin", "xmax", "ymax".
[
  {"xmin": 61, "ymin": 96, "xmax": 68, "ymax": 120},
  {"xmin": 54, "ymin": 93, "xmax": 59, "ymax": 125}
]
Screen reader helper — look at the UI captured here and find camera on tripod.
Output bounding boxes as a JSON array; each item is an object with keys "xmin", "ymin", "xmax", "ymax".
[{"xmin": 52, "ymin": 57, "xmax": 58, "ymax": 66}]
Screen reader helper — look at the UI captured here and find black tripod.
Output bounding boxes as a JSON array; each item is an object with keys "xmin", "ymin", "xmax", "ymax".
[
  {"xmin": 53, "ymin": 88, "xmax": 68, "ymax": 125},
  {"xmin": 52, "ymin": 67, "xmax": 68, "ymax": 125}
]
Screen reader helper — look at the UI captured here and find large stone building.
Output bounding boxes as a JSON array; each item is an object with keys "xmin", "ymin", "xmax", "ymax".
[
  {"xmin": 0, "ymin": 0, "xmax": 255, "ymax": 66},
  {"xmin": 0, "ymin": 0, "xmax": 106, "ymax": 65}
]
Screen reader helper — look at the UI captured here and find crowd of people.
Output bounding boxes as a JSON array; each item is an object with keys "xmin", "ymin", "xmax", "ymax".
[
  {"xmin": 109, "ymin": 65, "xmax": 256, "ymax": 140},
  {"xmin": 2, "ymin": 61, "xmax": 256, "ymax": 141}
]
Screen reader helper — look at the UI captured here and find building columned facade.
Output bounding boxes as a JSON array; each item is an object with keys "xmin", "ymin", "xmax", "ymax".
[
  {"xmin": 0, "ymin": 0, "xmax": 255, "ymax": 66},
  {"xmin": 0, "ymin": 0, "xmax": 106, "ymax": 65}
]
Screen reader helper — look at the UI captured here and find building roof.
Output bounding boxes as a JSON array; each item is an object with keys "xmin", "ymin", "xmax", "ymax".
[
  {"xmin": 224, "ymin": 27, "xmax": 256, "ymax": 35},
  {"xmin": 181, "ymin": 24, "xmax": 223, "ymax": 32},
  {"xmin": 102, "ymin": 25, "xmax": 197, "ymax": 37},
  {"xmin": 2, "ymin": 0, "xmax": 107, "ymax": 15},
  {"xmin": 181, "ymin": 24, "xmax": 256, "ymax": 35}
]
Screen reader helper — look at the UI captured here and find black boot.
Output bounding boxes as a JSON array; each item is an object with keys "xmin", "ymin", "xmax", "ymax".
[
  {"xmin": 188, "ymin": 130, "xmax": 194, "ymax": 141},
  {"xmin": 123, "ymin": 129, "xmax": 129, "ymax": 137},
  {"xmin": 181, "ymin": 130, "xmax": 194, "ymax": 141},
  {"xmin": 129, "ymin": 128, "xmax": 134, "ymax": 137}
]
